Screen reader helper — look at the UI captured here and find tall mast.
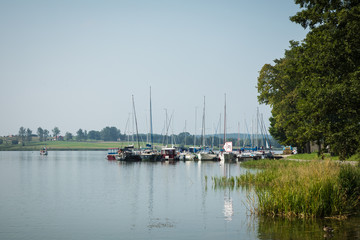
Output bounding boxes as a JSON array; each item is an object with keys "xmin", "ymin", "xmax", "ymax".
[
  {"xmin": 238, "ymin": 121, "xmax": 240, "ymax": 148},
  {"xmin": 224, "ymin": 93, "xmax": 226, "ymax": 145},
  {"xmin": 165, "ymin": 109, "xmax": 168, "ymax": 145},
  {"xmin": 184, "ymin": 120, "xmax": 187, "ymax": 147},
  {"xmin": 194, "ymin": 107, "xmax": 197, "ymax": 147},
  {"xmin": 132, "ymin": 95, "xmax": 140, "ymax": 149},
  {"xmin": 219, "ymin": 113, "xmax": 222, "ymax": 149},
  {"xmin": 256, "ymin": 107, "xmax": 259, "ymax": 148},
  {"xmin": 150, "ymin": 87, "xmax": 153, "ymax": 149},
  {"xmin": 201, "ymin": 96, "xmax": 206, "ymax": 147}
]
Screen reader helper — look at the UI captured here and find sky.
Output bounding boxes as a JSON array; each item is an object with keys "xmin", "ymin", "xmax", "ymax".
[{"xmin": 0, "ymin": 0, "xmax": 307, "ymax": 137}]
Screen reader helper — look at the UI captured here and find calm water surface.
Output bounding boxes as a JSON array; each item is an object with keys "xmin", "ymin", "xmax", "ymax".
[{"xmin": 1, "ymin": 151, "xmax": 359, "ymax": 240}]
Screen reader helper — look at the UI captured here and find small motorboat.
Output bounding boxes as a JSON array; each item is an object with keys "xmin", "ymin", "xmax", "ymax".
[
  {"xmin": 107, "ymin": 148, "xmax": 119, "ymax": 160},
  {"xmin": 40, "ymin": 147, "xmax": 48, "ymax": 156}
]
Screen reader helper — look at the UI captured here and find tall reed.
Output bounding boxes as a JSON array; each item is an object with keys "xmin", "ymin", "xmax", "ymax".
[{"xmin": 212, "ymin": 160, "xmax": 360, "ymax": 218}]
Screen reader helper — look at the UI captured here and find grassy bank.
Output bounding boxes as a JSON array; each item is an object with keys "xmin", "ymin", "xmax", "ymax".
[
  {"xmin": 286, "ymin": 152, "xmax": 360, "ymax": 162},
  {"xmin": 0, "ymin": 140, "xmax": 152, "ymax": 151},
  {"xmin": 286, "ymin": 152, "xmax": 340, "ymax": 161},
  {"xmin": 210, "ymin": 159, "xmax": 360, "ymax": 218}
]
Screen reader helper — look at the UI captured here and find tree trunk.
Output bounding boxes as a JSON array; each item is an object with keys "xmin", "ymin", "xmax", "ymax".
[{"xmin": 317, "ymin": 139, "xmax": 322, "ymax": 157}]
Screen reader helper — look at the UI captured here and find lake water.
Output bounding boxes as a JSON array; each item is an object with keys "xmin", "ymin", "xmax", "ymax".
[{"xmin": 1, "ymin": 151, "xmax": 360, "ymax": 240}]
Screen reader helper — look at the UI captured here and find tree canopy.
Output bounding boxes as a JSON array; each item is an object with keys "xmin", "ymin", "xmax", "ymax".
[
  {"xmin": 257, "ymin": 0, "xmax": 360, "ymax": 159},
  {"xmin": 52, "ymin": 127, "xmax": 60, "ymax": 140}
]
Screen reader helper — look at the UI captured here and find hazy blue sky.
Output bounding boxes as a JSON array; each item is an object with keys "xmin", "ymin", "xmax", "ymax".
[{"xmin": 0, "ymin": 0, "xmax": 307, "ymax": 137}]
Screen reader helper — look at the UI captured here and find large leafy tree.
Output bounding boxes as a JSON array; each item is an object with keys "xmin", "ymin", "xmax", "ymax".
[
  {"xmin": 88, "ymin": 130, "xmax": 101, "ymax": 140},
  {"xmin": 43, "ymin": 129, "xmax": 49, "ymax": 142},
  {"xmin": 37, "ymin": 127, "xmax": 44, "ymax": 142},
  {"xmin": 52, "ymin": 127, "xmax": 60, "ymax": 140},
  {"xmin": 258, "ymin": 0, "xmax": 360, "ymax": 159},
  {"xmin": 65, "ymin": 132, "xmax": 73, "ymax": 141},
  {"xmin": 26, "ymin": 128, "xmax": 32, "ymax": 142},
  {"xmin": 76, "ymin": 129, "xmax": 85, "ymax": 141},
  {"xmin": 101, "ymin": 127, "xmax": 120, "ymax": 141},
  {"xmin": 18, "ymin": 127, "xmax": 26, "ymax": 145}
]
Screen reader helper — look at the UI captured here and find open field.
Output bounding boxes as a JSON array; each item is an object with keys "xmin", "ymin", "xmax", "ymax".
[{"xmin": 0, "ymin": 140, "xmax": 156, "ymax": 151}]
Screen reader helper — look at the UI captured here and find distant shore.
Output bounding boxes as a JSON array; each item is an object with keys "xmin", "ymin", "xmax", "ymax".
[{"xmin": 0, "ymin": 141, "xmax": 135, "ymax": 151}]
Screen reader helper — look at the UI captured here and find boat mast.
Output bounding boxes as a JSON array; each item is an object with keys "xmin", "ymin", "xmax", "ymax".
[
  {"xmin": 224, "ymin": 93, "xmax": 226, "ymax": 146},
  {"xmin": 238, "ymin": 121, "xmax": 240, "ymax": 149},
  {"xmin": 132, "ymin": 95, "xmax": 140, "ymax": 149},
  {"xmin": 219, "ymin": 113, "xmax": 221, "ymax": 149},
  {"xmin": 124, "ymin": 113, "xmax": 130, "ymax": 144},
  {"xmin": 257, "ymin": 107, "xmax": 259, "ymax": 148},
  {"xmin": 201, "ymin": 96, "xmax": 206, "ymax": 147},
  {"xmin": 165, "ymin": 109, "xmax": 168, "ymax": 145},
  {"xmin": 150, "ymin": 86, "xmax": 154, "ymax": 149},
  {"xmin": 184, "ymin": 120, "xmax": 187, "ymax": 147},
  {"xmin": 194, "ymin": 107, "xmax": 197, "ymax": 148}
]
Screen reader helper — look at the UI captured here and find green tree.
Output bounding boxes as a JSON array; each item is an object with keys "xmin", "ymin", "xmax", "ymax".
[
  {"xmin": 65, "ymin": 132, "xmax": 73, "ymax": 141},
  {"xmin": 37, "ymin": 127, "xmax": 44, "ymax": 142},
  {"xmin": 26, "ymin": 128, "xmax": 32, "ymax": 142},
  {"xmin": 52, "ymin": 127, "xmax": 60, "ymax": 140},
  {"xmin": 76, "ymin": 129, "xmax": 85, "ymax": 141},
  {"xmin": 88, "ymin": 130, "xmax": 101, "ymax": 140},
  {"xmin": 257, "ymin": 1, "xmax": 360, "ymax": 159},
  {"xmin": 84, "ymin": 130, "xmax": 88, "ymax": 141},
  {"xmin": 101, "ymin": 127, "xmax": 120, "ymax": 141},
  {"xmin": 43, "ymin": 129, "xmax": 49, "ymax": 142},
  {"xmin": 18, "ymin": 127, "xmax": 26, "ymax": 145}
]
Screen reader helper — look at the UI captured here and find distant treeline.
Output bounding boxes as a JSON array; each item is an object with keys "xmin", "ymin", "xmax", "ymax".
[{"xmin": 2, "ymin": 126, "xmax": 281, "ymax": 148}]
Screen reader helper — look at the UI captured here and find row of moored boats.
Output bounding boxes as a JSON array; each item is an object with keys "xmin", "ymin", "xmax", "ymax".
[{"xmin": 107, "ymin": 145, "xmax": 275, "ymax": 162}]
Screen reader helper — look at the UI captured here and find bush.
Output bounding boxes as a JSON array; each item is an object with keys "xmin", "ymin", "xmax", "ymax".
[
  {"xmin": 0, "ymin": 139, "xmax": 3, "ymax": 144},
  {"xmin": 347, "ymin": 153, "xmax": 360, "ymax": 162},
  {"xmin": 12, "ymin": 140, "xmax": 19, "ymax": 145}
]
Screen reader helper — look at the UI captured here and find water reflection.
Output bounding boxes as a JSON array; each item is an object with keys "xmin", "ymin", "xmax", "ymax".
[
  {"xmin": 2, "ymin": 152, "xmax": 360, "ymax": 240},
  {"xmin": 222, "ymin": 163, "xmax": 234, "ymax": 222},
  {"xmin": 223, "ymin": 197, "xmax": 233, "ymax": 221},
  {"xmin": 257, "ymin": 213, "xmax": 360, "ymax": 240}
]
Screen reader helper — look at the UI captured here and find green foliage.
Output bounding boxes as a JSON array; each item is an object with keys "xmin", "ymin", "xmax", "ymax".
[
  {"xmin": 18, "ymin": 127, "xmax": 26, "ymax": 143},
  {"xmin": 43, "ymin": 129, "xmax": 49, "ymax": 141},
  {"xmin": 65, "ymin": 132, "xmax": 73, "ymax": 141},
  {"xmin": 258, "ymin": 2, "xmax": 360, "ymax": 157},
  {"xmin": 0, "ymin": 139, "xmax": 3, "ymax": 144},
  {"xmin": 52, "ymin": 127, "xmax": 60, "ymax": 139},
  {"xmin": 26, "ymin": 128, "xmax": 32, "ymax": 142},
  {"xmin": 37, "ymin": 127, "xmax": 44, "ymax": 142},
  {"xmin": 347, "ymin": 153, "xmax": 360, "ymax": 162},
  {"xmin": 88, "ymin": 130, "xmax": 101, "ymax": 140},
  {"xmin": 100, "ymin": 126, "xmax": 120, "ymax": 141},
  {"xmin": 212, "ymin": 161, "xmax": 360, "ymax": 218},
  {"xmin": 76, "ymin": 129, "xmax": 85, "ymax": 141}
]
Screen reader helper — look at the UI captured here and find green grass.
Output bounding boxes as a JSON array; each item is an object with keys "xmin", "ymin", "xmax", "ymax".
[
  {"xmin": 241, "ymin": 159, "xmax": 305, "ymax": 168},
  {"xmin": 210, "ymin": 160, "xmax": 360, "ymax": 218},
  {"xmin": 286, "ymin": 152, "xmax": 340, "ymax": 161},
  {"xmin": 0, "ymin": 140, "xmax": 159, "ymax": 151}
]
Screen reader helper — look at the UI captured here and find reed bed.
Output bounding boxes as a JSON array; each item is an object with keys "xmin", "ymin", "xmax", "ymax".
[{"xmin": 210, "ymin": 160, "xmax": 360, "ymax": 218}]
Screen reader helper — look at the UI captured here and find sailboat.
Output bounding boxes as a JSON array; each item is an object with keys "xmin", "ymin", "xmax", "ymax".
[
  {"xmin": 222, "ymin": 94, "xmax": 237, "ymax": 163},
  {"xmin": 118, "ymin": 95, "xmax": 142, "ymax": 162},
  {"xmin": 197, "ymin": 96, "xmax": 218, "ymax": 161},
  {"xmin": 140, "ymin": 87, "xmax": 162, "ymax": 161}
]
